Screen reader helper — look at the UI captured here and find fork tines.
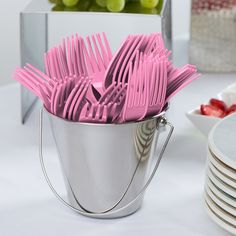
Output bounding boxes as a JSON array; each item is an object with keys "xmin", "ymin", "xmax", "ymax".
[
  {"xmin": 79, "ymin": 103, "xmax": 108, "ymax": 123},
  {"xmin": 14, "ymin": 32, "xmax": 200, "ymax": 124}
]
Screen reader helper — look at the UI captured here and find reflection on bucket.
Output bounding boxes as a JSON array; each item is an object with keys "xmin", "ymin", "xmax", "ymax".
[{"xmin": 134, "ymin": 119, "xmax": 157, "ymax": 162}]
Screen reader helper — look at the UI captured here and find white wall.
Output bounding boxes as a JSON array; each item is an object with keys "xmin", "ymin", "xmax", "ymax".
[
  {"xmin": 0, "ymin": 0, "xmax": 31, "ymax": 86},
  {"xmin": 0, "ymin": 0, "xmax": 191, "ymax": 86}
]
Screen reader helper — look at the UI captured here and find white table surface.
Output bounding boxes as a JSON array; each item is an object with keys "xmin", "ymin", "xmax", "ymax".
[{"xmin": 0, "ymin": 40, "xmax": 236, "ymax": 236}]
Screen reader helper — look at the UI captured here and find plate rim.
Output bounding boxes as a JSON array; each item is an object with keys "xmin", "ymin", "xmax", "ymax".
[
  {"xmin": 205, "ymin": 184, "xmax": 236, "ymax": 217},
  {"xmin": 208, "ymin": 113, "xmax": 236, "ymax": 170},
  {"xmin": 207, "ymin": 177, "xmax": 236, "ymax": 208},
  {"xmin": 207, "ymin": 168, "xmax": 236, "ymax": 199},
  {"xmin": 208, "ymin": 159, "xmax": 236, "ymax": 189},
  {"xmin": 207, "ymin": 147, "xmax": 236, "ymax": 180},
  {"xmin": 205, "ymin": 191, "xmax": 236, "ymax": 227},
  {"xmin": 204, "ymin": 198, "xmax": 236, "ymax": 235}
]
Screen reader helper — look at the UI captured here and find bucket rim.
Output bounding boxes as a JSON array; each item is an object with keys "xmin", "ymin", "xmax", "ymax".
[{"xmin": 44, "ymin": 103, "xmax": 169, "ymax": 127}]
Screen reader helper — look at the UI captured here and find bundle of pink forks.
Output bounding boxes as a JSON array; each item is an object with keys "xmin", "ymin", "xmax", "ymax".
[{"xmin": 14, "ymin": 32, "xmax": 199, "ymax": 123}]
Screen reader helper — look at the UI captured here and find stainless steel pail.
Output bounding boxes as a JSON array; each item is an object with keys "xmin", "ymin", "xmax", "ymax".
[{"xmin": 39, "ymin": 107, "xmax": 173, "ymax": 218}]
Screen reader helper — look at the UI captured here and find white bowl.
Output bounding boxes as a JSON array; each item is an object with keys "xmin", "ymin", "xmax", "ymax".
[{"xmin": 186, "ymin": 82, "xmax": 236, "ymax": 137}]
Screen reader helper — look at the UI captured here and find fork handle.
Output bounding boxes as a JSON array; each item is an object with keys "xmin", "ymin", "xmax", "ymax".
[{"xmin": 39, "ymin": 107, "xmax": 174, "ymax": 217}]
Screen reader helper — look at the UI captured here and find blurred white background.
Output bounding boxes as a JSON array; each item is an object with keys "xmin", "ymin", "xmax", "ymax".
[{"xmin": 0, "ymin": 0, "xmax": 191, "ymax": 86}]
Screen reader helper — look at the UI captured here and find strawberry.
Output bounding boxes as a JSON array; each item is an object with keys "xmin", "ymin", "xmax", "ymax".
[
  {"xmin": 200, "ymin": 104, "xmax": 225, "ymax": 118},
  {"xmin": 209, "ymin": 98, "xmax": 227, "ymax": 112},
  {"xmin": 226, "ymin": 104, "xmax": 236, "ymax": 115}
]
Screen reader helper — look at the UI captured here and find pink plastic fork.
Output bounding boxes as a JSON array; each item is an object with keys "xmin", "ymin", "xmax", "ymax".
[
  {"xmin": 49, "ymin": 77, "xmax": 76, "ymax": 117},
  {"xmin": 113, "ymin": 35, "xmax": 146, "ymax": 85},
  {"xmin": 166, "ymin": 73, "xmax": 200, "ymax": 102},
  {"xmin": 167, "ymin": 65, "xmax": 197, "ymax": 93},
  {"xmin": 98, "ymin": 82, "xmax": 127, "ymax": 122},
  {"xmin": 44, "ymin": 33, "xmax": 111, "ymax": 103},
  {"xmin": 168, "ymin": 64, "xmax": 196, "ymax": 85},
  {"xmin": 62, "ymin": 78, "xmax": 91, "ymax": 120},
  {"xmin": 13, "ymin": 65, "xmax": 53, "ymax": 100},
  {"xmin": 82, "ymin": 33, "xmax": 113, "ymax": 93},
  {"xmin": 146, "ymin": 59, "xmax": 168, "ymax": 116},
  {"xmin": 14, "ymin": 69, "xmax": 42, "ymax": 99},
  {"xmin": 79, "ymin": 103, "xmax": 108, "ymax": 123},
  {"xmin": 121, "ymin": 58, "xmax": 149, "ymax": 122}
]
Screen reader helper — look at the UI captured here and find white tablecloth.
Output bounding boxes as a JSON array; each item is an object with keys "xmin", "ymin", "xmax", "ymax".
[{"xmin": 0, "ymin": 40, "xmax": 235, "ymax": 236}]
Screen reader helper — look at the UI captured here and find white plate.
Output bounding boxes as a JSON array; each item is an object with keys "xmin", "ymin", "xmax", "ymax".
[
  {"xmin": 207, "ymin": 147, "xmax": 236, "ymax": 180},
  {"xmin": 209, "ymin": 113, "xmax": 236, "ymax": 170},
  {"xmin": 205, "ymin": 196, "xmax": 236, "ymax": 235},
  {"xmin": 205, "ymin": 184, "xmax": 236, "ymax": 217},
  {"xmin": 207, "ymin": 177, "xmax": 236, "ymax": 208},
  {"xmin": 208, "ymin": 160, "xmax": 236, "ymax": 189},
  {"xmin": 207, "ymin": 168, "xmax": 236, "ymax": 199},
  {"xmin": 186, "ymin": 82, "xmax": 236, "ymax": 137}
]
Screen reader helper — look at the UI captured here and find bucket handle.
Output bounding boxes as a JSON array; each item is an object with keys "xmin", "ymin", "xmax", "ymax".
[{"xmin": 39, "ymin": 107, "xmax": 174, "ymax": 217}]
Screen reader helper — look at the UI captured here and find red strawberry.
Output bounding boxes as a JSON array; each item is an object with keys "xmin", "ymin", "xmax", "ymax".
[
  {"xmin": 200, "ymin": 104, "xmax": 225, "ymax": 118},
  {"xmin": 226, "ymin": 104, "xmax": 236, "ymax": 115},
  {"xmin": 209, "ymin": 98, "xmax": 227, "ymax": 112}
]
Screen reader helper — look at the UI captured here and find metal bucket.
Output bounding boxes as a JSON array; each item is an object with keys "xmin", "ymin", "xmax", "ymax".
[{"xmin": 39, "ymin": 107, "xmax": 173, "ymax": 219}]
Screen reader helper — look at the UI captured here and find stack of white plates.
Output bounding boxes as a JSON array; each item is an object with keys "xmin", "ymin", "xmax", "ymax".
[{"xmin": 205, "ymin": 113, "xmax": 236, "ymax": 235}]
